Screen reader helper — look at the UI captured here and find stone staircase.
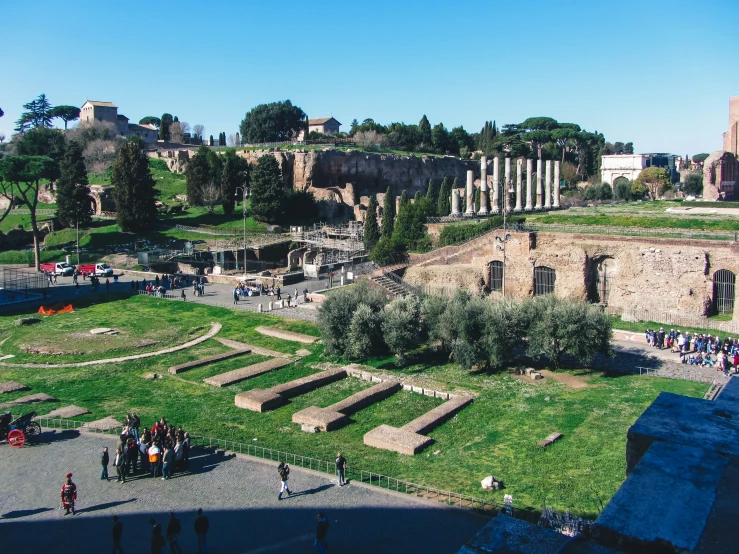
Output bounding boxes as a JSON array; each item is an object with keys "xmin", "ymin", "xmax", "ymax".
[{"xmin": 370, "ymin": 274, "xmax": 413, "ymax": 298}]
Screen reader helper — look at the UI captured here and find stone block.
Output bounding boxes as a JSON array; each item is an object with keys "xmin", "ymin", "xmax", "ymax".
[
  {"xmin": 593, "ymin": 442, "xmax": 727, "ymax": 553},
  {"xmin": 292, "ymin": 406, "xmax": 348, "ymax": 432},
  {"xmin": 402, "ymin": 396, "xmax": 473, "ymax": 435},
  {"xmin": 0, "ymin": 392, "xmax": 57, "ymax": 409},
  {"xmin": 363, "ymin": 424, "xmax": 433, "ymax": 456},
  {"xmin": 257, "ymin": 304, "xmax": 263, "ymax": 312},
  {"xmin": 371, "ymin": 376, "xmax": 383, "ymax": 383},
  {"xmin": 435, "ymin": 391, "xmax": 449, "ymax": 400},
  {"xmin": 537, "ymin": 432, "xmax": 562, "ymax": 447},
  {"xmin": 330, "ymin": 380, "xmax": 401, "ymax": 415},
  {"xmin": 234, "ymin": 389, "xmax": 285, "ymax": 412},
  {"xmin": 0, "ymin": 381, "xmax": 29, "ymax": 394},
  {"xmin": 43, "ymin": 405, "xmax": 91, "ymax": 418},
  {"xmin": 204, "ymin": 358, "xmax": 291, "ymax": 387},
  {"xmin": 412, "ymin": 386, "xmax": 424, "ymax": 394},
  {"xmin": 235, "ymin": 368, "xmax": 347, "ymax": 412},
  {"xmin": 83, "ymin": 417, "xmax": 122, "ymax": 430},
  {"xmin": 402, "ymin": 384, "xmax": 412, "ymax": 391},
  {"xmin": 424, "ymin": 389, "xmax": 436, "ymax": 397},
  {"xmin": 254, "ymin": 326, "xmax": 318, "ymax": 344},
  {"xmin": 168, "ymin": 348, "xmax": 250, "ymax": 374}
]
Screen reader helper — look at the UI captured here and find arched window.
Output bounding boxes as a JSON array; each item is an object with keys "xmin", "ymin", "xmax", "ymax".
[
  {"xmin": 713, "ymin": 269, "xmax": 736, "ymax": 315},
  {"xmin": 534, "ymin": 266, "xmax": 556, "ymax": 296},
  {"xmin": 490, "ymin": 261, "xmax": 503, "ymax": 292}
]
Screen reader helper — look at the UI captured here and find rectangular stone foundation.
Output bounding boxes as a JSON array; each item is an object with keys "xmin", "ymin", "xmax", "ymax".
[
  {"xmin": 168, "ymin": 348, "xmax": 250, "ymax": 374},
  {"xmin": 364, "ymin": 395, "xmax": 473, "ymax": 455},
  {"xmin": 293, "ymin": 380, "xmax": 401, "ymax": 432},
  {"xmin": 203, "ymin": 358, "xmax": 292, "ymax": 387},
  {"xmin": 235, "ymin": 368, "xmax": 347, "ymax": 412},
  {"xmin": 254, "ymin": 326, "xmax": 318, "ymax": 344}
]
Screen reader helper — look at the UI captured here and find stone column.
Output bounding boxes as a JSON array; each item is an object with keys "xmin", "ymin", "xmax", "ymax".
[
  {"xmin": 525, "ymin": 159, "xmax": 533, "ymax": 210},
  {"xmin": 514, "ymin": 158, "xmax": 523, "ymax": 212},
  {"xmin": 504, "ymin": 158, "xmax": 511, "ymax": 212},
  {"xmin": 544, "ymin": 160, "xmax": 552, "ymax": 209},
  {"xmin": 465, "ymin": 170, "xmax": 475, "ymax": 215},
  {"xmin": 553, "ymin": 160, "xmax": 561, "ymax": 208},
  {"xmin": 451, "ymin": 188, "xmax": 461, "ymax": 216},
  {"xmin": 535, "ymin": 159, "xmax": 543, "ymax": 209},
  {"xmin": 491, "ymin": 156, "xmax": 500, "ymax": 213},
  {"xmin": 478, "ymin": 156, "xmax": 489, "ymax": 215}
]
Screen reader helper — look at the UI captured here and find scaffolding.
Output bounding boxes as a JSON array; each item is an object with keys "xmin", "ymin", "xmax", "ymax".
[
  {"xmin": 291, "ymin": 222, "xmax": 366, "ymax": 265},
  {"xmin": 2, "ymin": 268, "xmax": 47, "ymax": 291}
]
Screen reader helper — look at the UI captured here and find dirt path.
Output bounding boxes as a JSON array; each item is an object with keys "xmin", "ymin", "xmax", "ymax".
[{"xmin": 539, "ymin": 370, "xmax": 592, "ymax": 389}]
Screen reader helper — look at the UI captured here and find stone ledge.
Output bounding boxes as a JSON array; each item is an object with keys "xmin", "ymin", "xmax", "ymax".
[
  {"xmin": 42, "ymin": 405, "xmax": 91, "ymax": 419},
  {"xmin": 235, "ymin": 368, "xmax": 347, "ymax": 412},
  {"xmin": 401, "ymin": 395, "xmax": 473, "ymax": 435},
  {"xmin": 204, "ymin": 358, "xmax": 292, "ymax": 387},
  {"xmin": 0, "ymin": 392, "xmax": 57, "ymax": 409},
  {"xmin": 363, "ymin": 424, "xmax": 433, "ymax": 456},
  {"xmin": 83, "ymin": 416, "xmax": 123, "ymax": 430},
  {"xmin": 254, "ymin": 326, "xmax": 318, "ymax": 344},
  {"xmin": 293, "ymin": 380, "xmax": 401, "ymax": 432},
  {"xmin": 168, "ymin": 348, "xmax": 250, "ymax": 374},
  {"xmin": 0, "ymin": 381, "xmax": 29, "ymax": 394}
]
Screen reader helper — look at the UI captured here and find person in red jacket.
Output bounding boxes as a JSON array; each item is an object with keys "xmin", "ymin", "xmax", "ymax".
[{"xmin": 60, "ymin": 472, "xmax": 77, "ymax": 515}]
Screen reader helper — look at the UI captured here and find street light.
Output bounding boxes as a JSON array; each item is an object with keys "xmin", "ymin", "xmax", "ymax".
[
  {"xmin": 495, "ymin": 183, "xmax": 515, "ymax": 296},
  {"xmin": 235, "ymin": 186, "xmax": 247, "ymax": 277}
]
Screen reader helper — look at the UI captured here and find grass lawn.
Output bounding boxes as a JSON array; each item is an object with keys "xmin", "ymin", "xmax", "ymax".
[
  {"xmin": 608, "ymin": 315, "xmax": 734, "ymax": 338},
  {"xmin": 0, "ymin": 296, "xmax": 706, "ymax": 517},
  {"xmin": 528, "ymin": 213, "xmax": 739, "ymax": 231}
]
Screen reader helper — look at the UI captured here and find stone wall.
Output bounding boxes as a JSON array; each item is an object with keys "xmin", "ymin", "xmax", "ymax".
[
  {"xmin": 403, "ymin": 231, "xmax": 739, "ymax": 322},
  {"xmin": 703, "ymin": 150, "xmax": 738, "ymax": 200}
]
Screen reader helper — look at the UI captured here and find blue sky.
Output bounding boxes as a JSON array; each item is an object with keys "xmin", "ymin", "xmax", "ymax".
[{"xmin": 1, "ymin": 0, "xmax": 737, "ymax": 155}]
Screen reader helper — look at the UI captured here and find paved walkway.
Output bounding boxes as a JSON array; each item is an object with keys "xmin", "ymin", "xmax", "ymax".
[{"xmin": 0, "ymin": 431, "xmax": 487, "ymax": 554}]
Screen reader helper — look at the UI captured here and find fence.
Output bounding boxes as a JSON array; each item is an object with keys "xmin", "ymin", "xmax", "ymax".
[
  {"xmin": 9, "ymin": 208, "xmax": 56, "ymax": 215},
  {"xmin": 521, "ymin": 222, "xmax": 738, "ymax": 242},
  {"xmin": 607, "ymin": 305, "xmax": 739, "ymax": 334},
  {"xmin": 35, "ymin": 416, "xmax": 538, "ymax": 520}
]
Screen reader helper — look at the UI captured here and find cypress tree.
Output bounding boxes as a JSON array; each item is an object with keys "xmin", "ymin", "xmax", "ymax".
[
  {"xmin": 111, "ymin": 137, "xmax": 158, "ymax": 232},
  {"xmin": 413, "ymin": 190, "xmax": 422, "ymax": 203},
  {"xmin": 160, "ymin": 113, "xmax": 173, "ymax": 141},
  {"xmin": 474, "ymin": 187, "xmax": 481, "ymax": 212},
  {"xmin": 209, "ymin": 135, "xmax": 214, "ymax": 146},
  {"xmin": 363, "ymin": 195, "xmax": 380, "ymax": 250},
  {"xmin": 418, "ymin": 115, "xmax": 432, "ymax": 147},
  {"xmin": 399, "ymin": 190, "xmax": 409, "ymax": 211},
  {"xmin": 425, "ymin": 178, "xmax": 437, "ymax": 205},
  {"xmin": 56, "ymin": 140, "xmax": 93, "ymax": 228},
  {"xmin": 250, "ymin": 155, "xmax": 285, "ymax": 223},
  {"xmin": 437, "ymin": 177, "xmax": 451, "ymax": 216},
  {"xmin": 184, "ymin": 145, "xmax": 211, "ymax": 205},
  {"xmin": 221, "ymin": 150, "xmax": 245, "ymax": 215},
  {"xmin": 381, "ymin": 186, "xmax": 395, "ymax": 237}
]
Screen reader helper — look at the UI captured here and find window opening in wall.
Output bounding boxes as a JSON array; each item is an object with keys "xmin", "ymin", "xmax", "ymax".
[
  {"xmin": 713, "ymin": 269, "xmax": 736, "ymax": 315},
  {"xmin": 534, "ymin": 266, "xmax": 556, "ymax": 296},
  {"xmin": 490, "ymin": 261, "xmax": 503, "ymax": 292}
]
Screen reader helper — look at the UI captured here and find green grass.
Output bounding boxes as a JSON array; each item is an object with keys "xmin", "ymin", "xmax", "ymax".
[
  {"xmin": 682, "ymin": 201, "xmax": 739, "ymax": 208},
  {"xmin": 0, "ymin": 296, "xmax": 707, "ymax": 517},
  {"xmin": 529, "ymin": 213, "xmax": 739, "ymax": 231},
  {"xmin": 608, "ymin": 315, "xmax": 730, "ymax": 338},
  {"xmin": 0, "ymin": 213, "xmax": 55, "ymax": 233}
]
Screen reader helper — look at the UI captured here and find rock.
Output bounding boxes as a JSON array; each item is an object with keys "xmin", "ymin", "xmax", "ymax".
[
  {"xmin": 142, "ymin": 373, "xmax": 160, "ymax": 380},
  {"xmin": 266, "ymin": 225, "xmax": 283, "ymax": 233},
  {"xmin": 481, "ymin": 476, "xmax": 503, "ymax": 490},
  {"xmin": 295, "ymin": 349, "xmax": 311, "ymax": 357},
  {"xmin": 433, "ymin": 450, "xmax": 441, "ymax": 456},
  {"xmin": 15, "ymin": 317, "xmax": 41, "ymax": 326},
  {"xmin": 90, "ymin": 328, "xmax": 118, "ymax": 335}
]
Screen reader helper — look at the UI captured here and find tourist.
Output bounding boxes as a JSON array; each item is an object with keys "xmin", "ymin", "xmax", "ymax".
[
  {"xmin": 140, "ymin": 438, "xmax": 150, "ymax": 473},
  {"xmin": 126, "ymin": 434, "xmax": 138, "ymax": 475},
  {"xmin": 183, "ymin": 433, "xmax": 191, "ymax": 468},
  {"xmin": 111, "ymin": 516, "xmax": 124, "ymax": 554},
  {"xmin": 276, "ymin": 286, "xmax": 281, "ymax": 300},
  {"xmin": 335, "ymin": 452, "xmax": 346, "ymax": 486},
  {"xmin": 114, "ymin": 445, "xmax": 126, "ymax": 483},
  {"xmin": 162, "ymin": 446, "xmax": 174, "ymax": 480},
  {"xmin": 194, "ymin": 508, "xmax": 209, "ymax": 554},
  {"xmin": 148, "ymin": 443, "xmax": 162, "ymax": 478},
  {"xmin": 167, "ymin": 512, "xmax": 183, "ymax": 554},
  {"xmin": 181, "ymin": 289, "xmax": 186, "ymax": 302},
  {"xmin": 105, "ymin": 278, "xmax": 110, "ymax": 292},
  {"xmin": 174, "ymin": 439, "xmax": 184, "ymax": 470},
  {"xmin": 101, "ymin": 446, "xmax": 110, "ymax": 481},
  {"xmin": 314, "ymin": 512, "xmax": 330, "ymax": 554},
  {"xmin": 131, "ymin": 413, "xmax": 141, "ymax": 441},
  {"xmin": 150, "ymin": 520, "xmax": 166, "ymax": 554},
  {"xmin": 233, "ymin": 287, "xmax": 239, "ymax": 305},
  {"xmin": 60, "ymin": 472, "xmax": 77, "ymax": 515},
  {"xmin": 277, "ymin": 461, "xmax": 292, "ymax": 500}
]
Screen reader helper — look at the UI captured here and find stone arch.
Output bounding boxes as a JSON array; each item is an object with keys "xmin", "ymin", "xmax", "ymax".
[
  {"xmin": 534, "ymin": 266, "xmax": 556, "ymax": 296},
  {"xmin": 712, "ymin": 269, "xmax": 736, "ymax": 315}
]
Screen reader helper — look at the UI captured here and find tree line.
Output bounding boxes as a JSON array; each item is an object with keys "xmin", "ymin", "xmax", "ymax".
[{"xmin": 318, "ymin": 282, "xmax": 613, "ymax": 370}]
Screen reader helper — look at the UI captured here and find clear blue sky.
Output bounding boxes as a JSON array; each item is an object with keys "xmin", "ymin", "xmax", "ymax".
[{"xmin": 1, "ymin": 0, "xmax": 737, "ymax": 156}]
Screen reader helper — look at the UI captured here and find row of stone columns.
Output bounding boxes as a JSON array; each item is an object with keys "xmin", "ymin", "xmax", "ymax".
[{"xmin": 451, "ymin": 157, "xmax": 561, "ymax": 216}]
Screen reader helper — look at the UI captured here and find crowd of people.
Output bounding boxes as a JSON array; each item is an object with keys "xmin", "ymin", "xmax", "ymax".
[
  {"xmin": 105, "ymin": 414, "xmax": 191, "ymax": 483},
  {"xmin": 644, "ymin": 328, "xmax": 739, "ymax": 374},
  {"xmin": 232, "ymin": 283, "xmax": 311, "ymax": 306}
]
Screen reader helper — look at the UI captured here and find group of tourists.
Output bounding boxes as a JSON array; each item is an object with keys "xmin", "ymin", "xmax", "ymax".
[
  {"xmin": 110, "ymin": 510, "xmax": 208, "ymax": 554},
  {"xmin": 645, "ymin": 328, "xmax": 739, "ymax": 374},
  {"xmin": 103, "ymin": 414, "xmax": 191, "ymax": 484}
]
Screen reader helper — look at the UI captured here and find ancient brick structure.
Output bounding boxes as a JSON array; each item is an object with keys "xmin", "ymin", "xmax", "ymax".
[{"xmin": 702, "ymin": 150, "xmax": 738, "ymax": 201}]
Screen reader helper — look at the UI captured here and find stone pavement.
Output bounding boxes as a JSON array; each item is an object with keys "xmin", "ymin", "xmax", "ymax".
[{"xmin": 0, "ymin": 431, "xmax": 487, "ymax": 554}]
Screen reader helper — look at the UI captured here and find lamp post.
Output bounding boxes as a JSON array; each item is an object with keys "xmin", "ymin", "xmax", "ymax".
[
  {"xmin": 235, "ymin": 186, "xmax": 247, "ymax": 277},
  {"xmin": 495, "ymin": 180, "xmax": 515, "ymax": 296}
]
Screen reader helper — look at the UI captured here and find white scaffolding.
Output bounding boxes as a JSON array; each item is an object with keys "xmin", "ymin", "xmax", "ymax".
[{"xmin": 291, "ymin": 222, "xmax": 366, "ymax": 264}]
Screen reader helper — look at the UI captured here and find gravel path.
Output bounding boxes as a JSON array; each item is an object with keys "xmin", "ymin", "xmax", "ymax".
[{"xmin": 0, "ymin": 431, "xmax": 486, "ymax": 554}]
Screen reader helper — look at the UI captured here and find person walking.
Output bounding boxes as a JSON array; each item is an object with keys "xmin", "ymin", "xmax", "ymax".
[
  {"xmin": 150, "ymin": 520, "xmax": 165, "ymax": 554},
  {"xmin": 167, "ymin": 512, "xmax": 183, "ymax": 554},
  {"xmin": 181, "ymin": 289, "xmax": 186, "ymax": 302},
  {"xmin": 275, "ymin": 286, "xmax": 281, "ymax": 300},
  {"xmin": 60, "ymin": 472, "xmax": 77, "ymax": 515},
  {"xmin": 194, "ymin": 508, "xmax": 209, "ymax": 554},
  {"xmin": 101, "ymin": 447, "xmax": 110, "ymax": 481},
  {"xmin": 114, "ymin": 446, "xmax": 126, "ymax": 484},
  {"xmin": 161, "ymin": 446, "xmax": 174, "ymax": 480},
  {"xmin": 335, "ymin": 452, "xmax": 346, "ymax": 486},
  {"xmin": 111, "ymin": 515, "xmax": 124, "ymax": 554},
  {"xmin": 277, "ymin": 462, "xmax": 292, "ymax": 500},
  {"xmin": 233, "ymin": 287, "xmax": 239, "ymax": 305},
  {"xmin": 314, "ymin": 512, "xmax": 330, "ymax": 554}
]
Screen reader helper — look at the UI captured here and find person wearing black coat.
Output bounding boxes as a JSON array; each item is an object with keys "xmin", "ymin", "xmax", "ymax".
[{"xmin": 101, "ymin": 447, "xmax": 110, "ymax": 481}]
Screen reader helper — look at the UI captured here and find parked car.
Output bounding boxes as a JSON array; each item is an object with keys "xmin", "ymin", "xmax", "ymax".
[{"xmin": 39, "ymin": 262, "xmax": 74, "ymax": 276}]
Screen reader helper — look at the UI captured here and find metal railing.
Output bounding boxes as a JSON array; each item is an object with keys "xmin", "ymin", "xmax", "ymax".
[
  {"xmin": 607, "ymin": 305, "xmax": 739, "ymax": 334},
  {"xmin": 35, "ymin": 416, "xmax": 531, "ymax": 519},
  {"xmin": 521, "ymin": 222, "xmax": 738, "ymax": 242}
]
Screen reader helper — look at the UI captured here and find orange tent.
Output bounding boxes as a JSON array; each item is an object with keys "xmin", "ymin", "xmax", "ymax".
[{"xmin": 38, "ymin": 304, "xmax": 74, "ymax": 316}]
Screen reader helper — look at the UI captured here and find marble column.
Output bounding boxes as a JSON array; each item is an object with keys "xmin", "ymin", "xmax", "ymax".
[
  {"xmin": 544, "ymin": 160, "xmax": 552, "ymax": 209},
  {"xmin": 514, "ymin": 158, "xmax": 523, "ymax": 212},
  {"xmin": 504, "ymin": 158, "xmax": 511, "ymax": 212},
  {"xmin": 465, "ymin": 170, "xmax": 475, "ymax": 215},
  {"xmin": 525, "ymin": 158, "xmax": 533, "ymax": 210},
  {"xmin": 478, "ymin": 156, "xmax": 489, "ymax": 215},
  {"xmin": 535, "ymin": 159, "xmax": 543, "ymax": 209},
  {"xmin": 491, "ymin": 156, "xmax": 500, "ymax": 213},
  {"xmin": 553, "ymin": 160, "xmax": 561, "ymax": 208},
  {"xmin": 451, "ymin": 188, "xmax": 461, "ymax": 216}
]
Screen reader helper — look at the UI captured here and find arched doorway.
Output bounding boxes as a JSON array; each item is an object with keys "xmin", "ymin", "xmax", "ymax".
[
  {"xmin": 713, "ymin": 269, "xmax": 736, "ymax": 314},
  {"xmin": 534, "ymin": 266, "xmax": 556, "ymax": 296},
  {"xmin": 489, "ymin": 261, "xmax": 503, "ymax": 292},
  {"xmin": 613, "ymin": 176, "xmax": 630, "ymax": 187}
]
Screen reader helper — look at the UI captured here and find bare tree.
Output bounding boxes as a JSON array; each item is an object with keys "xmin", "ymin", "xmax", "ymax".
[
  {"xmin": 200, "ymin": 182, "xmax": 221, "ymax": 213},
  {"xmin": 84, "ymin": 138, "xmax": 120, "ymax": 175},
  {"xmin": 180, "ymin": 121, "xmax": 191, "ymax": 135},
  {"xmin": 0, "ymin": 133, "xmax": 5, "ymax": 143},
  {"xmin": 227, "ymin": 133, "xmax": 240, "ymax": 147},
  {"xmin": 170, "ymin": 121, "xmax": 184, "ymax": 144},
  {"xmin": 354, "ymin": 130, "xmax": 385, "ymax": 149},
  {"xmin": 193, "ymin": 124, "xmax": 205, "ymax": 139}
]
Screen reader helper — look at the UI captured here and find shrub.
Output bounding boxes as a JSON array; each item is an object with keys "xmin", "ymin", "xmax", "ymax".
[
  {"xmin": 346, "ymin": 303, "xmax": 384, "ymax": 359},
  {"xmin": 613, "ymin": 180, "xmax": 632, "ymax": 201},
  {"xmin": 438, "ymin": 216, "xmax": 525, "ymax": 247},
  {"xmin": 370, "ymin": 236, "xmax": 407, "ymax": 266},
  {"xmin": 382, "ymin": 295, "xmax": 421, "ymax": 362},
  {"xmin": 682, "ymin": 171, "xmax": 703, "ymax": 196}
]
